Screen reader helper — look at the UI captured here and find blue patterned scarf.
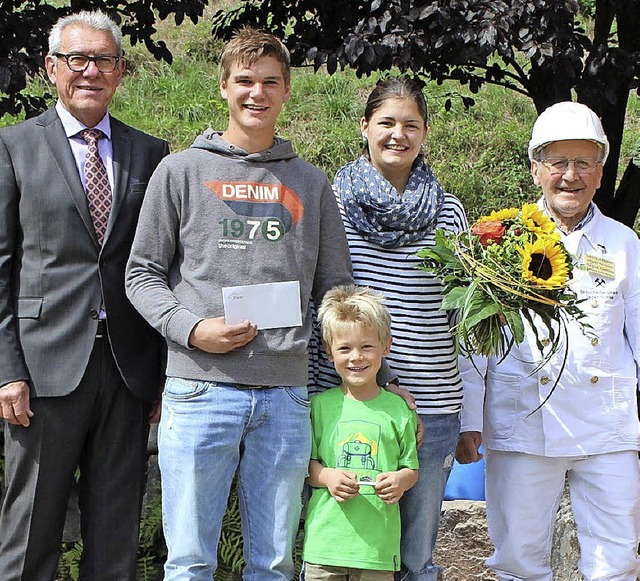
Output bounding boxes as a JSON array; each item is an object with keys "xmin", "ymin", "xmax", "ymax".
[{"xmin": 334, "ymin": 155, "xmax": 445, "ymax": 248}]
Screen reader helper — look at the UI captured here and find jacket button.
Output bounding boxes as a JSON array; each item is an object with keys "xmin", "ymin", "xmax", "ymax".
[
  {"xmin": 541, "ymin": 337, "xmax": 551, "ymax": 347},
  {"xmin": 590, "ymin": 376, "xmax": 599, "ymax": 384},
  {"xmin": 89, "ymin": 309, "xmax": 99, "ymax": 320},
  {"xmin": 590, "ymin": 337, "xmax": 599, "ymax": 346},
  {"xmin": 540, "ymin": 376, "xmax": 550, "ymax": 385}
]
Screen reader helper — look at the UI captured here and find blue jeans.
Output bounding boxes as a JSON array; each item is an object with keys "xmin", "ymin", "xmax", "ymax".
[
  {"xmin": 399, "ymin": 413, "xmax": 460, "ymax": 581},
  {"xmin": 158, "ymin": 379, "xmax": 311, "ymax": 581}
]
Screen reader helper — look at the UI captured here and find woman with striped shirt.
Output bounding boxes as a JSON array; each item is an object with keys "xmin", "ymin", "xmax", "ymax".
[{"xmin": 313, "ymin": 76, "xmax": 468, "ymax": 581}]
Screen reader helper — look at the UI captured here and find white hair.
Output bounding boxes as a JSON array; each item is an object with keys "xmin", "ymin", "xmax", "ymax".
[{"xmin": 48, "ymin": 10, "xmax": 123, "ymax": 56}]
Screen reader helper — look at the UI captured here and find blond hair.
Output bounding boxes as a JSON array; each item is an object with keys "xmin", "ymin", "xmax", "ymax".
[
  {"xmin": 318, "ymin": 285, "xmax": 392, "ymax": 350},
  {"xmin": 219, "ymin": 27, "xmax": 290, "ymax": 83}
]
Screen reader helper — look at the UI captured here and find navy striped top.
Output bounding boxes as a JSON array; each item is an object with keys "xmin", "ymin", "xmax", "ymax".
[{"xmin": 310, "ymin": 191, "xmax": 468, "ymax": 415}]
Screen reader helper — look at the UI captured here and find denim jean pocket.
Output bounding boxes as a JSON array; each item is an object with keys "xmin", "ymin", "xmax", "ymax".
[
  {"xmin": 163, "ymin": 377, "xmax": 210, "ymax": 400},
  {"xmin": 283, "ymin": 386, "xmax": 311, "ymax": 408}
]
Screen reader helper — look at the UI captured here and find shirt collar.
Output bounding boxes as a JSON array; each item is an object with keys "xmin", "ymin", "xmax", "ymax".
[
  {"xmin": 55, "ymin": 100, "xmax": 112, "ymax": 140},
  {"xmin": 541, "ymin": 198, "xmax": 595, "ymax": 235}
]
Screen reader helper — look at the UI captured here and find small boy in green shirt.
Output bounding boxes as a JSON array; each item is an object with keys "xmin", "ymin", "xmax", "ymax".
[{"xmin": 303, "ymin": 285, "xmax": 419, "ymax": 580}]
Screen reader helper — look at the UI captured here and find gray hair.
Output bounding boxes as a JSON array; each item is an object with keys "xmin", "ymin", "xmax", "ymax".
[{"xmin": 48, "ymin": 11, "xmax": 123, "ymax": 57}]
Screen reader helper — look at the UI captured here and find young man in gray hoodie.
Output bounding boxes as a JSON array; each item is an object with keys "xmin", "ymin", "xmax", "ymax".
[{"xmin": 126, "ymin": 28, "xmax": 352, "ymax": 581}]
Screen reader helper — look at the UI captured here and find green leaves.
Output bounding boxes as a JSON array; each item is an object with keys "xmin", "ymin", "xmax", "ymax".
[
  {"xmin": 418, "ymin": 237, "xmax": 458, "ymax": 266},
  {"xmin": 502, "ymin": 307, "xmax": 525, "ymax": 345},
  {"xmin": 417, "ymin": 207, "xmax": 591, "ymax": 362},
  {"xmin": 461, "ymin": 283, "xmax": 501, "ymax": 329},
  {"xmin": 1, "ymin": 0, "xmax": 207, "ymax": 118},
  {"xmin": 440, "ymin": 285, "xmax": 468, "ymax": 310}
]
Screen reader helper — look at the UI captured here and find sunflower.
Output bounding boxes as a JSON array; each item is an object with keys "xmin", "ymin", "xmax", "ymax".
[
  {"xmin": 477, "ymin": 207, "xmax": 519, "ymax": 223},
  {"xmin": 520, "ymin": 203, "xmax": 556, "ymax": 236},
  {"xmin": 520, "ymin": 237, "xmax": 571, "ymax": 288}
]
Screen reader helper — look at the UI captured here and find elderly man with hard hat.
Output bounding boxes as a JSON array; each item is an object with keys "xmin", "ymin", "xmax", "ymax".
[{"xmin": 457, "ymin": 101, "xmax": 640, "ymax": 580}]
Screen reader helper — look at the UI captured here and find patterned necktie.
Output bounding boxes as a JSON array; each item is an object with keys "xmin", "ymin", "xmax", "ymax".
[{"xmin": 81, "ymin": 128, "xmax": 112, "ymax": 245}]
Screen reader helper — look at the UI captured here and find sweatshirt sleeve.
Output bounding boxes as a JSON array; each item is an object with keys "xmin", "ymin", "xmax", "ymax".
[
  {"xmin": 310, "ymin": 179, "xmax": 354, "ymax": 306},
  {"xmin": 125, "ymin": 159, "xmax": 202, "ymax": 348}
]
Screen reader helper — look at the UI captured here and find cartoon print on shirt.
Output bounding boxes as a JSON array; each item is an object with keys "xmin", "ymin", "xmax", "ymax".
[
  {"xmin": 335, "ymin": 421, "xmax": 382, "ymax": 495},
  {"xmin": 338, "ymin": 439, "xmax": 375, "ymax": 470}
]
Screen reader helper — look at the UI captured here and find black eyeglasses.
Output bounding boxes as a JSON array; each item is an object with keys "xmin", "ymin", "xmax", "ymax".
[{"xmin": 53, "ymin": 53, "xmax": 121, "ymax": 73}]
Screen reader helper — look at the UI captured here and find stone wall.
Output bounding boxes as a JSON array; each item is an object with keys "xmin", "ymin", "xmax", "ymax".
[{"xmin": 434, "ymin": 494, "xmax": 581, "ymax": 580}]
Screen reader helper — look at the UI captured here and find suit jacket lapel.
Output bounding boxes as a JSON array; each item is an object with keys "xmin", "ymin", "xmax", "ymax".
[
  {"xmin": 106, "ymin": 118, "xmax": 131, "ymax": 243},
  {"xmin": 39, "ymin": 108, "xmax": 98, "ymax": 246}
]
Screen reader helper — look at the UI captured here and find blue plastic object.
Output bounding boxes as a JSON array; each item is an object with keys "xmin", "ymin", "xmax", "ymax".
[{"xmin": 444, "ymin": 446, "xmax": 485, "ymax": 501}]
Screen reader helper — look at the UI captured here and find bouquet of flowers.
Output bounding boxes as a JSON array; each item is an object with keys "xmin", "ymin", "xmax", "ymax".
[{"xmin": 417, "ymin": 203, "xmax": 590, "ymax": 361}]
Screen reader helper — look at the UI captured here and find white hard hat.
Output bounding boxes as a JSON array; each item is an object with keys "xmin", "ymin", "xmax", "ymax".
[{"xmin": 528, "ymin": 101, "xmax": 609, "ymax": 163}]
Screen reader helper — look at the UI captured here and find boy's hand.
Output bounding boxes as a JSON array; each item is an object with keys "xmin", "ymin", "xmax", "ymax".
[
  {"xmin": 324, "ymin": 468, "xmax": 359, "ymax": 502},
  {"xmin": 374, "ymin": 469, "xmax": 418, "ymax": 505}
]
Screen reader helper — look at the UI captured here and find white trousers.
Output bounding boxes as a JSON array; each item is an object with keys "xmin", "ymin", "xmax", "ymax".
[{"xmin": 485, "ymin": 449, "xmax": 640, "ymax": 581}]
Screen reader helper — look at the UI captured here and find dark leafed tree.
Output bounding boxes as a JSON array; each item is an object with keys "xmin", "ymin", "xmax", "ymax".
[
  {"xmin": 0, "ymin": 0, "xmax": 206, "ymax": 118},
  {"xmin": 212, "ymin": 0, "xmax": 640, "ymax": 226}
]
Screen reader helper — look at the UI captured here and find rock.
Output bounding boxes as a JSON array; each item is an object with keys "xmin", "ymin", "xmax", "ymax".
[
  {"xmin": 62, "ymin": 486, "xmax": 81, "ymax": 543},
  {"xmin": 434, "ymin": 500, "xmax": 497, "ymax": 580},
  {"xmin": 551, "ymin": 492, "xmax": 581, "ymax": 580},
  {"xmin": 434, "ymin": 491, "xmax": 580, "ymax": 580}
]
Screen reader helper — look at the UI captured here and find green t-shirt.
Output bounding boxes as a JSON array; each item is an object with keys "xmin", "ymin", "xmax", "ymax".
[{"xmin": 303, "ymin": 388, "xmax": 419, "ymax": 571}]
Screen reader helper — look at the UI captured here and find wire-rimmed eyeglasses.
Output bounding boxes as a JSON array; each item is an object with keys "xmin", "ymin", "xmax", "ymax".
[{"xmin": 537, "ymin": 157, "xmax": 602, "ymax": 176}]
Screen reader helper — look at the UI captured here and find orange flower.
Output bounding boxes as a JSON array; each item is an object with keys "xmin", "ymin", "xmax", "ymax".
[{"xmin": 471, "ymin": 220, "xmax": 506, "ymax": 246}]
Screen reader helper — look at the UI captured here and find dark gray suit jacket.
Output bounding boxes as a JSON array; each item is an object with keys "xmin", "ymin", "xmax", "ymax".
[{"xmin": 0, "ymin": 107, "xmax": 169, "ymax": 401}]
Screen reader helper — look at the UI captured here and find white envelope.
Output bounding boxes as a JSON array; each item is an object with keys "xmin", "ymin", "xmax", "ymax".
[{"xmin": 222, "ymin": 280, "xmax": 302, "ymax": 330}]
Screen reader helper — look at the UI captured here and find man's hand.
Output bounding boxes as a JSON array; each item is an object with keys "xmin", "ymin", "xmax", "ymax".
[
  {"xmin": 456, "ymin": 431, "xmax": 483, "ymax": 464},
  {"xmin": 148, "ymin": 397, "xmax": 162, "ymax": 424},
  {"xmin": 188, "ymin": 317, "xmax": 258, "ymax": 353},
  {"xmin": 0, "ymin": 381, "xmax": 34, "ymax": 427}
]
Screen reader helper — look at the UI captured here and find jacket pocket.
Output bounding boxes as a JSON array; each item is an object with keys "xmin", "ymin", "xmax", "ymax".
[
  {"xmin": 15, "ymin": 297, "xmax": 43, "ymax": 319},
  {"xmin": 484, "ymin": 369, "xmax": 523, "ymax": 440},
  {"xmin": 610, "ymin": 375, "xmax": 639, "ymax": 442}
]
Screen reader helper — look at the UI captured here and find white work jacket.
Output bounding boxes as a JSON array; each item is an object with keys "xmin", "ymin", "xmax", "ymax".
[{"xmin": 460, "ymin": 203, "xmax": 640, "ymax": 456}]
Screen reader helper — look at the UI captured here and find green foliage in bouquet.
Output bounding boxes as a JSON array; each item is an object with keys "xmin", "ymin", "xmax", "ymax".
[{"xmin": 418, "ymin": 203, "xmax": 591, "ymax": 361}]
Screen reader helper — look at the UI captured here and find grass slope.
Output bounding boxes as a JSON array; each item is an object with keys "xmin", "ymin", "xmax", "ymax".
[{"xmin": 2, "ymin": 13, "xmax": 638, "ymax": 222}]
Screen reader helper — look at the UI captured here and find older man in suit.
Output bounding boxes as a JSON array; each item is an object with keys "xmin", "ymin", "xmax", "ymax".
[{"xmin": 0, "ymin": 10, "xmax": 168, "ymax": 580}]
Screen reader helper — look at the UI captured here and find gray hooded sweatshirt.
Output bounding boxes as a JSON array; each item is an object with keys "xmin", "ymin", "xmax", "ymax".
[{"xmin": 126, "ymin": 131, "xmax": 352, "ymax": 386}]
